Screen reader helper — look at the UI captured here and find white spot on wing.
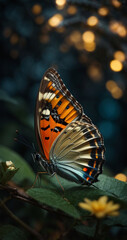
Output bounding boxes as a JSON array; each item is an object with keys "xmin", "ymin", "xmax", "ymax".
[
  {"xmin": 39, "ymin": 92, "xmax": 43, "ymax": 101},
  {"xmin": 43, "ymin": 92, "xmax": 56, "ymax": 100},
  {"xmin": 44, "ymin": 76, "xmax": 50, "ymax": 81},
  {"xmin": 42, "ymin": 109, "xmax": 50, "ymax": 115}
]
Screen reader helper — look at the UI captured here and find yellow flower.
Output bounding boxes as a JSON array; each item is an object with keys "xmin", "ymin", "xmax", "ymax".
[{"xmin": 79, "ymin": 196, "xmax": 120, "ymax": 218}]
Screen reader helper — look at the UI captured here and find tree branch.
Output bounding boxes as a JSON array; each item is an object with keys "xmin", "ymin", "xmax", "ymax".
[{"xmin": 0, "ymin": 184, "xmax": 67, "ymax": 217}]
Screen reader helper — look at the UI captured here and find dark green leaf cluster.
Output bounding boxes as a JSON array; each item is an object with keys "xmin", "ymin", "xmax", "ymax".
[{"xmin": 0, "ymin": 145, "xmax": 127, "ymax": 239}]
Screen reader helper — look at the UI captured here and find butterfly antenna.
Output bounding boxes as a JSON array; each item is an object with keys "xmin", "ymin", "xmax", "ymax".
[
  {"xmin": 92, "ymin": 184, "xmax": 100, "ymax": 189},
  {"xmin": 14, "ymin": 130, "xmax": 35, "ymax": 151},
  {"xmin": 32, "ymin": 142, "xmax": 37, "ymax": 152}
]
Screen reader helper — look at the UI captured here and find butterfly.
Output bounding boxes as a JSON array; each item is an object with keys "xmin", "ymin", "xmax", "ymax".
[{"xmin": 32, "ymin": 68, "xmax": 105, "ymax": 185}]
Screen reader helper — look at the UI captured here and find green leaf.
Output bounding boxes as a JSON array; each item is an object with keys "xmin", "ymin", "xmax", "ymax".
[
  {"xmin": 64, "ymin": 186, "xmax": 110, "ymax": 217},
  {"xmin": 39, "ymin": 174, "xmax": 80, "ymax": 190},
  {"xmin": 104, "ymin": 211, "xmax": 127, "ymax": 227},
  {"xmin": 31, "ymin": 174, "xmax": 127, "ymax": 218},
  {"xmin": 27, "ymin": 188, "xmax": 80, "ymax": 219},
  {"xmin": 0, "ymin": 145, "xmax": 34, "ymax": 184},
  {"xmin": 75, "ymin": 224, "xmax": 96, "ymax": 237},
  {"xmin": 95, "ymin": 175, "xmax": 127, "ymax": 201},
  {"xmin": 0, "ymin": 225, "xmax": 27, "ymax": 240},
  {"xmin": 65, "ymin": 186, "xmax": 105, "ymax": 204}
]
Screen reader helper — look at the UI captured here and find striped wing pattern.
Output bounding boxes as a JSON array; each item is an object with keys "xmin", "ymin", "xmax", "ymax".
[
  {"xmin": 35, "ymin": 68, "xmax": 91, "ymax": 161},
  {"xmin": 50, "ymin": 120, "xmax": 105, "ymax": 184}
]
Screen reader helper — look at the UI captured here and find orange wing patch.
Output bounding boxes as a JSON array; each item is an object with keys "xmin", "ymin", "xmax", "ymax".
[
  {"xmin": 36, "ymin": 68, "xmax": 83, "ymax": 161},
  {"xmin": 39, "ymin": 81, "xmax": 79, "ymax": 160}
]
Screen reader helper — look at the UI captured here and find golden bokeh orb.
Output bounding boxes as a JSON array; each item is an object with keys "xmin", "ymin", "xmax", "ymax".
[
  {"xmin": 82, "ymin": 31, "xmax": 95, "ymax": 43},
  {"xmin": 106, "ymin": 80, "xmax": 123, "ymax": 99},
  {"xmin": 114, "ymin": 51, "xmax": 126, "ymax": 62},
  {"xmin": 48, "ymin": 14, "xmax": 63, "ymax": 27},
  {"xmin": 98, "ymin": 7, "xmax": 109, "ymax": 16},
  {"xmin": 87, "ymin": 16, "xmax": 99, "ymax": 26},
  {"xmin": 67, "ymin": 6, "xmax": 77, "ymax": 15},
  {"xmin": 112, "ymin": 0, "xmax": 121, "ymax": 8},
  {"xmin": 115, "ymin": 173, "xmax": 127, "ymax": 182},
  {"xmin": 84, "ymin": 42, "xmax": 96, "ymax": 52},
  {"xmin": 110, "ymin": 59, "xmax": 123, "ymax": 72},
  {"xmin": 55, "ymin": 0, "xmax": 66, "ymax": 9}
]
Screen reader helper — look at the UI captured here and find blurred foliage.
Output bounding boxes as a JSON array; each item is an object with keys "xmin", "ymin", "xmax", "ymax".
[
  {"xmin": 0, "ymin": 225, "xmax": 27, "ymax": 240},
  {"xmin": 0, "ymin": 145, "xmax": 34, "ymax": 185},
  {"xmin": 0, "ymin": 0, "xmax": 127, "ymax": 239}
]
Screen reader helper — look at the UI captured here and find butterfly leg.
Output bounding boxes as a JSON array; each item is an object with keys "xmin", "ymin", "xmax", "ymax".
[
  {"xmin": 32, "ymin": 171, "xmax": 48, "ymax": 188},
  {"xmin": 54, "ymin": 173, "xmax": 64, "ymax": 192}
]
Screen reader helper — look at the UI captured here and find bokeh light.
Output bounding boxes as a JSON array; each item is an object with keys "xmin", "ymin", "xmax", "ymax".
[
  {"xmin": 69, "ymin": 31, "xmax": 82, "ymax": 44},
  {"xmin": 111, "ymin": 87, "xmax": 123, "ymax": 99},
  {"xmin": 32, "ymin": 4, "xmax": 42, "ymax": 15},
  {"xmin": 114, "ymin": 51, "xmax": 126, "ymax": 62},
  {"xmin": 117, "ymin": 25, "xmax": 126, "ymax": 37},
  {"xmin": 110, "ymin": 59, "xmax": 123, "ymax": 72},
  {"xmin": 106, "ymin": 80, "xmax": 123, "ymax": 99},
  {"xmin": 87, "ymin": 16, "xmax": 99, "ymax": 26},
  {"xmin": 112, "ymin": 0, "xmax": 122, "ymax": 8},
  {"xmin": 67, "ymin": 6, "xmax": 77, "ymax": 15},
  {"xmin": 82, "ymin": 31, "xmax": 95, "ymax": 43},
  {"xmin": 110, "ymin": 21, "xmax": 126, "ymax": 37},
  {"xmin": 98, "ymin": 7, "xmax": 109, "ymax": 16},
  {"xmin": 74, "ymin": 41, "xmax": 84, "ymax": 50},
  {"xmin": 55, "ymin": 0, "xmax": 66, "ymax": 9},
  {"xmin": 48, "ymin": 14, "xmax": 63, "ymax": 27},
  {"xmin": 87, "ymin": 64, "xmax": 102, "ymax": 81},
  {"xmin": 115, "ymin": 173, "xmax": 127, "ymax": 182},
  {"xmin": 84, "ymin": 42, "xmax": 96, "ymax": 52},
  {"xmin": 110, "ymin": 21, "xmax": 119, "ymax": 32}
]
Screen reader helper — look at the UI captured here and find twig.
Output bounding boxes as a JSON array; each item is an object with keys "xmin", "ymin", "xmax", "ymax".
[
  {"xmin": 0, "ymin": 184, "xmax": 68, "ymax": 217},
  {"xmin": 0, "ymin": 200, "xmax": 44, "ymax": 240}
]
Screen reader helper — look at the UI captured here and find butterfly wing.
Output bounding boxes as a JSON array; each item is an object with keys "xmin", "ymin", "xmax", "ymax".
[
  {"xmin": 50, "ymin": 120, "xmax": 105, "ymax": 185},
  {"xmin": 35, "ymin": 68, "xmax": 91, "ymax": 161}
]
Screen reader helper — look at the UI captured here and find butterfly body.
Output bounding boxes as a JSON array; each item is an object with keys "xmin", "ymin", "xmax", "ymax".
[{"xmin": 34, "ymin": 68, "xmax": 105, "ymax": 185}]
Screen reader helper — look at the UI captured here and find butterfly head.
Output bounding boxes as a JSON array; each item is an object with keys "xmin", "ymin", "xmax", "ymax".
[
  {"xmin": 31, "ymin": 152, "xmax": 54, "ymax": 175},
  {"xmin": 31, "ymin": 152, "xmax": 42, "ymax": 163}
]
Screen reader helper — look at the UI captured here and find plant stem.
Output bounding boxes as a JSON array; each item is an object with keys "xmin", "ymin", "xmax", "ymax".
[
  {"xmin": 0, "ymin": 200, "xmax": 44, "ymax": 240},
  {"xmin": 94, "ymin": 218, "xmax": 101, "ymax": 239}
]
